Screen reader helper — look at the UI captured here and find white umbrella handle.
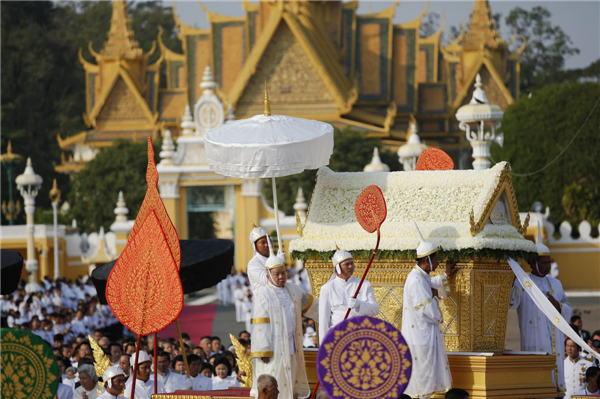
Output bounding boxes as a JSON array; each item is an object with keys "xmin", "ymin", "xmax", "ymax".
[{"xmin": 272, "ymin": 177, "xmax": 283, "ymax": 256}]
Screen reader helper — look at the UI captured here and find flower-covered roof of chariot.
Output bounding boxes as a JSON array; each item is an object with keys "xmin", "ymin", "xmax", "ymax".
[{"xmin": 289, "ymin": 162, "xmax": 536, "ymax": 255}]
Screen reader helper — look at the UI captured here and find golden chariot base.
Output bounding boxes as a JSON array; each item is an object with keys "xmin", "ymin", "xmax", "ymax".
[{"xmin": 306, "ymin": 258, "xmax": 516, "ymax": 352}]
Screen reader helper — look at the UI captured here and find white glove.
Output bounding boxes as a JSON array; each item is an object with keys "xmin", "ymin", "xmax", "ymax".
[{"xmin": 348, "ymin": 297, "xmax": 360, "ymax": 311}]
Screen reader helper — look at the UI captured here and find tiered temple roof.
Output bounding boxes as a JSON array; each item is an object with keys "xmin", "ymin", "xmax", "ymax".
[{"xmin": 56, "ymin": 0, "xmax": 523, "ymax": 174}]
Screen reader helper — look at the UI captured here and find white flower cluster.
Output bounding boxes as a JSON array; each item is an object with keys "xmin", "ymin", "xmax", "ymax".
[{"xmin": 289, "ymin": 163, "xmax": 537, "ymax": 254}]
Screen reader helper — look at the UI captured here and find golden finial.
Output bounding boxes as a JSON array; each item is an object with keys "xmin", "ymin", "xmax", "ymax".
[
  {"xmin": 252, "ymin": 222, "xmax": 257, "ymax": 229},
  {"xmin": 230, "ymin": 333, "xmax": 253, "ymax": 387},
  {"xmin": 335, "ymin": 243, "xmax": 340, "ymax": 251},
  {"xmin": 264, "ymin": 82, "xmax": 271, "ymax": 117},
  {"xmin": 1, "ymin": 141, "xmax": 23, "ymax": 163},
  {"xmin": 295, "ymin": 211, "xmax": 303, "ymax": 237},
  {"xmin": 49, "ymin": 179, "xmax": 61, "ymax": 204},
  {"xmin": 88, "ymin": 335, "xmax": 112, "ymax": 387}
]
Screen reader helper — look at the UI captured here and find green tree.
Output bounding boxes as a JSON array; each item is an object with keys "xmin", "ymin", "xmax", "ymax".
[
  {"xmin": 505, "ymin": 6, "xmax": 579, "ymax": 92},
  {"xmin": 262, "ymin": 128, "xmax": 401, "ymax": 215},
  {"xmin": 68, "ymin": 140, "xmax": 160, "ymax": 233},
  {"xmin": 490, "ymin": 83, "xmax": 600, "ymax": 232}
]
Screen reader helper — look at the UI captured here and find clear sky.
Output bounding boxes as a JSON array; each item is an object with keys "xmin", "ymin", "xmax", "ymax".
[{"xmin": 166, "ymin": 0, "xmax": 600, "ymax": 70}]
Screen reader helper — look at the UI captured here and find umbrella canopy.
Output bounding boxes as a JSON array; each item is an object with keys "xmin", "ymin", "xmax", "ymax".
[
  {"xmin": 91, "ymin": 239, "xmax": 234, "ymax": 305},
  {"xmin": 205, "ymin": 113, "xmax": 334, "ymax": 179},
  {"xmin": 1, "ymin": 250, "xmax": 23, "ymax": 295}
]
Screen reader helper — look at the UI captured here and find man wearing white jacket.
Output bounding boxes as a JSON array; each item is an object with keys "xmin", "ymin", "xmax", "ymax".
[
  {"xmin": 318, "ymin": 246, "xmax": 379, "ymax": 344},
  {"xmin": 510, "ymin": 223, "xmax": 572, "ymax": 396},
  {"xmin": 401, "ymin": 222, "xmax": 457, "ymax": 399}
]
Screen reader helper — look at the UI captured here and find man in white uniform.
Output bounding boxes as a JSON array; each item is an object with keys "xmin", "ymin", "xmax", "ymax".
[
  {"xmin": 250, "ymin": 240, "xmax": 318, "ymax": 399},
  {"xmin": 564, "ymin": 338, "xmax": 592, "ymax": 398},
  {"xmin": 510, "ymin": 222, "xmax": 572, "ymax": 396},
  {"xmin": 318, "ymin": 247, "xmax": 379, "ymax": 344},
  {"xmin": 401, "ymin": 222, "xmax": 456, "ymax": 399},
  {"xmin": 124, "ymin": 351, "xmax": 164, "ymax": 399},
  {"xmin": 98, "ymin": 366, "xmax": 126, "ymax": 399},
  {"xmin": 247, "ymin": 224, "xmax": 271, "ymax": 294},
  {"xmin": 150, "ymin": 352, "xmax": 188, "ymax": 393}
]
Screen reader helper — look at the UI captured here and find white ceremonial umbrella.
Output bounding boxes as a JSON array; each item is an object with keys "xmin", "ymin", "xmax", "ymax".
[{"xmin": 205, "ymin": 84, "xmax": 334, "ymax": 252}]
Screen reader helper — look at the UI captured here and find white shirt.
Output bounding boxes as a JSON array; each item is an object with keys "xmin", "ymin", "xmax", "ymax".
[
  {"xmin": 247, "ymin": 253, "xmax": 268, "ymax": 294},
  {"xmin": 574, "ymin": 387, "xmax": 600, "ymax": 396},
  {"xmin": 150, "ymin": 370, "xmax": 186, "ymax": 393},
  {"xmin": 318, "ymin": 275, "xmax": 379, "ymax": 344},
  {"xmin": 212, "ymin": 375, "xmax": 240, "ymax": 390},
  {"xmin": 188, "ymin": 374, "xmax": 213, "ymax": 391},
  {"xmin": 74, "ymin": 384, "xmax": 100, "ymax": 399},
  {"xmin": 564, "ymin": 354, "xmax": 592, "ymax": 398},
  {"xmin": 97, "ymin": 392, "xmax": 126, "ymax": 399},
  {"xmin": 123, "ymin": 378, "xmax": 164, "ymax": 399},
  {"xmin": 56, "ymin": 383, "xmax": 74, "ymax": 399},
  {"xmin": 271, "ymin": 283, "xmax": 297, "ymax": 353}
]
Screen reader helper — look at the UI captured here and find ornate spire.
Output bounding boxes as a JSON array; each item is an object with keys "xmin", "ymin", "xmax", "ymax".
[
  {"xmin": 159, "ymin": 130, "xmax": 175, "ymax": 165},
  {"xmin": 101, "ymin": 0, "xmax": 143, "ymax": 59},
  {"xmin": 364, "ymin": 147, "xmax": 390, "ymax": 172},
  {"xmin": 180, "ymin": 105, "xmax": 195, "ymax": 136},
  {"xmin": 114, "ymin": 191, "xmax": 129, "ymax": 223},
  {"xmin": 293, "ymin": 187, "xmax": 308, "ymax": 219},
  {"xmin": 463, "ymin": 1, "xmax": 505, "ymax": 50}
]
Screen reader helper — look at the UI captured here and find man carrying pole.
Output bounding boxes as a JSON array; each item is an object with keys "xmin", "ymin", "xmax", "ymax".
[{"xmin": 318, "ymin": 246, "xmax": 379, "ymax": 344}]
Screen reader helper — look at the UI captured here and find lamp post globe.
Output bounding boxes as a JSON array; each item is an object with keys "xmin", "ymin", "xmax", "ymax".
[
  {"xmin": 455, "ymin": 74, "xmax": 504, "ymax": 170},
  {"xmin": 15, "ymin": 158, "xmax": 43, "ymax": 293}
]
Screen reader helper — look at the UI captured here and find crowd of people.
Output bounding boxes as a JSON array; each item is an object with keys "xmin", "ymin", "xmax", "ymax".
[{"xmin": 3, "ymin": 223, "xmax": 600, "ymax": 399}]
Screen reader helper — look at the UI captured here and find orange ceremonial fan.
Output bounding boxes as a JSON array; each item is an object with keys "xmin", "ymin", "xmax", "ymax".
[
  {"xmin": 129, "ymin": 139, "xmax": 181, "ymax": 269},
  {"xmin": 415, "ymin": 147, "xmax": 454, "ymax": 171},
  {"xmin": 106, "ymin": 139, "xmax": 183, "ymax": 335},
  {"xmin": 354, "ymin": 185, "xmax": 387, "ymax": 233}
]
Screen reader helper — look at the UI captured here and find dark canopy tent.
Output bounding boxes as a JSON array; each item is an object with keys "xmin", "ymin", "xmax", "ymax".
[
  {"xmin": 1, "ymin": 250, "xmax": 24, "ymax": 295},
  {"xmin": 91, "ymin": 239, "xmax": 234, "ymax": 304}
]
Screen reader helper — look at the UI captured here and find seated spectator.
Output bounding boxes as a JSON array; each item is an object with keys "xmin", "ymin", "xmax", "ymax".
[
  {"xmin": 200, "ymin": 363, "xmax": 214, "ymax": 379},
  {"xmin": 212, "ymin": 357, "xmax": 241, "ymax": 390},
  {"xmin": 186, "ymin": 354, "xmax": 212, "ymax": 391},
  {"xmin": 74, "ymin": 364, "xmax": 100, "ymax": 399}
]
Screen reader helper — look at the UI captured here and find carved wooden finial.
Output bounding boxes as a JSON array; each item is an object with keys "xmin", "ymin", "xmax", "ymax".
[{"xmin": 264, "ymin": 82, "xmax": 271, "ymax": 117}]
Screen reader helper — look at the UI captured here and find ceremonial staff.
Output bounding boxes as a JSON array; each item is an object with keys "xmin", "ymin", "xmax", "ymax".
[{"xmin": 312, "ymin": 185, "xmax": 387, "ymax": 399}]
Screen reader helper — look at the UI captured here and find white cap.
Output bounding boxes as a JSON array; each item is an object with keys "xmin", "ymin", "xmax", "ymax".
[
  {"xmin": 332, "ymin": 245, "xmax": 352, "ymax": 274},
  {"xmin": 102, "ymin": 366, "xmax": 125, "ymax": 389},
  {"xmin": 249, "ymin": 223, "xmax": 268, "ymax": 244},
  {"xmin": 414, "ymin": 221, "xmax": 437, "ymax": 258},
  {"xmin": 265, "ymin": 233, "xmax": 285, "ymax": 270},
  {"xmin": 536, "ymin": 221, "xmax": 550, "ymax": 257},
  {"xmin": 130, "ymin": 350, "xmax": 151, "ymax": 368}
]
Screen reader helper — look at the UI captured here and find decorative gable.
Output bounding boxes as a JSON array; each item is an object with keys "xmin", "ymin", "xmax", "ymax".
[
  {"xmin": 235, "ymin": 22, "xmax": 339, "ymax": 118},
  {"xmin": 96, "ymin": 77, "xmax": 153, "ymax": 125}
]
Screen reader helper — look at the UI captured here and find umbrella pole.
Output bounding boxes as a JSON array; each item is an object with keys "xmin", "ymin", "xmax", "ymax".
[
  {"xmin": 271, "ymin": 177, "xmax": 283, "ymax": 254},
  {"xmin": 176, "ymin": 319, "xmax": 192, "ymax": 384},
  {"xmin": 153, "ymin": 332, "xmax": 157, "ymax": 393},
  {"xmin": 131, "ymin": 334, "xmax": 141, "ymax": 399}
]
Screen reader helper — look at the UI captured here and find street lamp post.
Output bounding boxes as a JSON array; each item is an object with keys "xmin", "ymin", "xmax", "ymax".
[
  {"xmin": 455, "ymin": 74, "xmax": 504, "ymax": 170},
  {"xmin": 1, "ymin": 141, "xmax": 24, "ymax": 224},
  {"xmin": 397, "ymin": 122, "xmax": 427, "ymax": 171},
  {"xmin": 16, "ymin": 158, "xmax": 43, "ymax": 293},
  {"xmin": 49, "ymin": 179, "xmax": 62, "ymax": 280}
]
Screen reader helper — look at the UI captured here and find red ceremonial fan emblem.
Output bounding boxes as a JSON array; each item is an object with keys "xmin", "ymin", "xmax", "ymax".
[
  {"xmin": 106, "ymin": 138, "xmax": 183, "ymax": 336},
  {"xmin": 130, "ymin": 139, "xmax": 181, "ymax": 269},
  {"xmin": 415, "ymin": 147, "xmax": 454, "ymax": 171},
  {"xmin": 354, "ymin": 185, "xmax": 387, "ymax": 233}
]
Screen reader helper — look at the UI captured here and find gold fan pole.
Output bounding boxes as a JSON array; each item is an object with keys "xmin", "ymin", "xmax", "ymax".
[{"xmin": 176, "ymin": 319, "xmax": 192, "ymax": 383}]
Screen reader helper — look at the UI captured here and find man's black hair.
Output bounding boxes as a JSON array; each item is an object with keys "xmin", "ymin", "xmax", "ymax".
[
  {"xmin": 187, "ymin": 354, "xmax": 202, "ymax": 364},
  {"xmin": 211, "ymin": 336, "xmax": 221, "ymax": 342},
  {"xmin": 78, "ymin": 357, "xmax": 94, "ymax": 366},
  {"xmin": 171, "ymin": 354, "xmax": 184, "ymax": 369},
  {"xmin": 109, "ymin": 342, "xmax": 123, "ymax": 351},
  {"xmin": 445, "ymin": 388, "xmax": 469, "ymax": 399},
  {"xmin": 200, "ymin": 335, "xmax": 212, "ymax": 342},
  {"xmin": 213, "ymin": 356, "xmax": 233, "ymax": 376},
  {"xmin": 570, "ymin": 315, "xmax": 582, "ymax": 323},
  {"xmin": 53, "ymin": 334, "xmax": 64, "ymax": 342},
  {"xmin": 586, "ymin": 367, "xmax": 600, "ymax": 381},
  {"xmin": 200, "ymin": 362, "xmax": 214, "ymax": 374},
  {"xmin": 181, "ymin": 332, "xmax": 190, "ymax": 341},
  {"xmin": 239, "ymin": 330, "xmax": 249, "ymax": 337}
]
